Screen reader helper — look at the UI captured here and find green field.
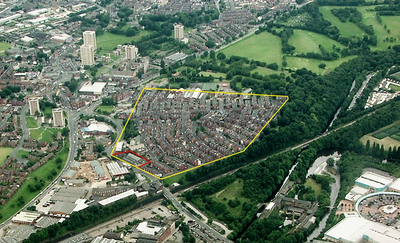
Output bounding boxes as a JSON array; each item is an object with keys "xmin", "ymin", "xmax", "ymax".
[
  {"xmin": 0, "ymin": 147, "xmax": 13, "ymax": 167},
  {"xmin": 97, "ymin": 31, "xmax": 152, "ymax": 55},
  {"xmin": 96, "ymin": 105, "xmax": 114, "ymax": 113},
  {"xmin": 319, "ymin": 7, "xmax": 366, "ymax": 37},
  {"xmin": 199, "ymin": 71, "xmax": 226, "ymax": 79},
  {"xmin": 212, "ymin": 180, "xmax": 250, "ymax": 216},
  {"xmin": 289, "ymin": 29, "xmax": 345, "ymax": 54},
  {"xmin": 305, "ymin": 178, "xmax": 322, "ymax": 197},
  {"xmin": 17, "ymin": 150, "xmax": 30, "ymax": 159},
  {"xmin": 26, "ymin": 117, "xmax": 38, "ymax": 128},
  {"xmin": 163, "ymin": 172, "xmax": 186, "ymax": 186},
  {"xmin": 219, "ymin": 32, "xmax": 283, "ymax": 64},
  {"xmin": 0, "ymin": 42, "xmax": 11, "ymax": 52},
  {"xmin": 390, "ymin": 134, "xmax": 400, "ymax": 141},
  {"xmin": 286, "ymin": 55, "xmax": 356, "ymax": 74},
  {"xmin": 389, "ymin": 84, "xmax": 400, "ymax": 92},
  {"xmin": 0, "ymin": 143, "xmax": 69, "ymax": 223},
  {"xmin": 373, "ymin": 131, "xmax": 389, "ymax": 139},
  {"xmin": 391, "ymin": 72, "xmax": 400, "ymax": 80},
  {"xmin": 252, "ymin": 67, "xmax": 282, "ymax": 76},
  {"xmin": 30, "ymin": 127, "xmax": 60, "ymax": 142}
]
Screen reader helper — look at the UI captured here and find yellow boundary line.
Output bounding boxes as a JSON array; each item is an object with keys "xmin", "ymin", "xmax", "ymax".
[{"xmin": 111, "ymin": 88, "xmax": 289, "ymax": 180}]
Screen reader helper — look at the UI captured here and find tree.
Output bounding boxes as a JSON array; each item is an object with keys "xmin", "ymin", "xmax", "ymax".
[
  {"xmin": 319, "ymin": 63, "xmax": 326, "ymax": 69},
  {"xmin": 327, "ymin": 158, "xmax": 334, "ymax": 167},
  {"xmin": 217, "ymin": 52, "xmax": 226, "ymax": 60},
  {"xmin": 95, "ymin": 144, "xmax": 105, "ymax": 153},
  {"xmin": 205, "ymin": 39, "xmax": 216, "ymax": 48}
]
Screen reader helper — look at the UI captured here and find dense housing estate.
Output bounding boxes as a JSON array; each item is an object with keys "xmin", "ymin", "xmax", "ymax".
[{"xmin": 115, "ymin": 89, "xmax": 287, "ymax": 177}]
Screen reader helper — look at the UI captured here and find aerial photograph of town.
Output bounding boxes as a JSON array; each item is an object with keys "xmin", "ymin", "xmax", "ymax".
[{"xmin": 2, "ymin": 0, "xmax": 400, "ymax": 242}]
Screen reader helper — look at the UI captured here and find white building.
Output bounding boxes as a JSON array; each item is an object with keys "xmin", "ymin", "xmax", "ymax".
[
  {"xmin": 125, "ymin": 45, "xmax": 138, "ymax": 60},
  {"xmin": 79, "ymin": 82, "xmax": 106, "ymax": 95},
  {"xmin": 80, "ymin": 45, "xmax": 94, "ymax": 66},
  {"xmin": 174, "ymin": 24, "xmax": 184, "ymax": 40},
  {"xmin": 28, "ymin": 97, "xmax": 41, "ymax": 116},
  {"xmin": 324, "ymin": 215, "xmax": 400, "ymax": 243},
  {"xmin": 52, "ymin": 108, "xmax": 64, "ymax": 127},
  {"xmin": 83, "ymin": 30, "xmax": 96, "ymax": 50}
]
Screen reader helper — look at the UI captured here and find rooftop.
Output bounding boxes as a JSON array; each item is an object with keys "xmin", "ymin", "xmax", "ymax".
[
  {"xmin": 12, "ymin": 211, "xmax": 41, "ymax": 223},
  {"xmin": 79, "ymin": 82, "xmax": 107, "ymax": 94}
]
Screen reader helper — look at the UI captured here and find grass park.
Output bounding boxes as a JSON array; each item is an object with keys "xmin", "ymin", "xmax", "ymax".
[
  {"xmin": 0, "ymin": 143, "xmax": 69, "ymax": 223},
  {"xmin": 211, "ymin": 179, "xmax": 250, "ymax": 216},
  {"xmin": 96, "ymin": 105, "xmax": 115, "ymax": 114},
  {"xmin": 219, "ymin": 32, "xmax": 283, "ymax": 65},
  {"xmin": 96, "ymin": 31, "xmax": 152, "ymax": 55},
  {"xmin": 289, "ymin": 30, "xmax": 345, "ymax": 54},
  {"xmin": 29, "ymin": 127, "xmax": 61, "ymax": 143},
  {"xmin": 26, "ymin": 117, "xmax": 38, "ymax": 129},
  {"xmin": 0, "ymin": 147, "xmax": 13, "ymax": 167},
  {"xmin": 305, "ymin": 178, "xmax": 322, "ymax": 197},
  {"xmin": 389, "ymin": 83, "xmax": 400, "ymax": 92}
]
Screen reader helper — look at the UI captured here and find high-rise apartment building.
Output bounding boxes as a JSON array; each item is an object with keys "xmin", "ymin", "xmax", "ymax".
[
  {"xmin": 174, "ymin": 24, "xmax": 184, "ymax": 40},
  {"xmin": 80, "ymin": 44, "xmax": 94, "ymax": 66},
  {"xmin": 28, "ymin": 97, "xmax": 41, "ymax": 116},
  {"xmin": 125, "ymin": 45, "xmax": 138, "ymax": 60},
  {"xmin": 83, "ymin": 30, "xmax": 96, "ymax": 50},
  {"xmin": 52, "ymin": 108, "xmax": 65, "ymax": 127}
]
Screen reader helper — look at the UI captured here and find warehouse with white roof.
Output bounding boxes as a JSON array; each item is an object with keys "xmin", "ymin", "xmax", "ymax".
[
  {"xmin": 324, "ymin": 215, "xmax": 400, "ymax": 243},
  {"xmin": 106, "ymin": 162, "xmax": 129, "ymax": 177},
  {"xmin": 355, "ymin": 171, "xmax": 393, "ymax": 192},
  {"xmin": 79, "ymin": 82, "xmax": 107, "ymax": 95}
]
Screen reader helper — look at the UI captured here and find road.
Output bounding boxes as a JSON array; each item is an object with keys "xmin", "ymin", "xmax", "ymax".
[
  {"xmin": 10, "ymin": 105, "xmax": 29, "ymax": 163},
  {"xmin": 163, "ymin": 188, "xmax": 232, "ymax": 243}
]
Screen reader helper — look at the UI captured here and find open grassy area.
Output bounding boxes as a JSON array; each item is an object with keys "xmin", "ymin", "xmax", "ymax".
[
  {"xmin": 26, "ymin": 117, "xmax": 38, "ymax": 129},
  {"xmin": 163, "ymin": 172, "xmax": 186, "ymax": 186},
  {"xmin": 289, "ymin": 29, "xmax": 345, "ymax": 54},
  {"xmin": 252, "ymin": 67, "xmax": 282, "ymax": 76},
  {"xmin": 0, "ymin": 143, "xmax": 69, "ymax": 223},
  {"xmin": 212, "ymin": 179, "xmax": 250, "ymax": 216},
  {"xmin": 17, "ymin": 150, "xmax": 30, "ymax": 159},
  {"xmin": 319, "ymin": 7, "xmax": 365, "ymax": 37},
  {"xmin": 30, "ymin": 127, "xmax": 44, "ymax": 140},
  {"xmin": 219, "ymin": 32, "xmax": 283, "ymax": 64},
  {"xmin": 199, "ymin": 71, "xmax": 226, "ymax": 79},
  {"xmin": 305, "ymin": 178, "xmax": 322, "ymax": 197},
  {"xmin": 286, "ymin": 55, "xmax": 356, "ymax": 74},
  {"xmin": 96, "ymin": 105, "xmax": 114, "ymax": 113},
  {"xmin": 97, "ymin": 31, "xmax": 152, "ymax": 55},
  {"xmin": 390, "ymin": 84, "xmax": 400, "ymax": 92},
  {"xmin": 0, "ymin": 147, "xmax": 13, "ymax": 167},
  {"xmin": 0, "ymin": 42, "xmax": 11, "ymax": 52},
  {"xmin": 361, "ymin": 120, "xmax": 400, "ymax": 149}
]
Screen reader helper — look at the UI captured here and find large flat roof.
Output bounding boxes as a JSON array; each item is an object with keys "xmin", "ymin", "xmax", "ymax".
[
  {"xmin": 79, "ymin": 82, "xmax": 107, "ymax": 94},
  {"xmin": 356, "ymin": 171, "xmax": 393, "ymax": 189},
  {"xmin": 12, "ymin": 211, "xmax": 41, "ymax": 223},
  {"xmin": 99, "ymin": 189, "xmax": 135, "ymax": 206},
  {"xmin": 390, "ymin": 178, "xmax": 400, "ymax": 191},
  {"xmin": 325, "ymin": 216, "xmax": 400, "ymax": 243}
]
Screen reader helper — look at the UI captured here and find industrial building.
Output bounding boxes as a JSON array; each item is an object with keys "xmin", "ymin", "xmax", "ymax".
[
  {"xmin": 28, "ymin": 97, "xmax": 41, "ymax": 116},
  {"xmin": 355, "ymin": 171, "xmax": 393, "ymax": 192},
  {"xmin": 389, "ymin": 178, "xmax": 400, "ymax": 193},
  {"xmin": 106, "ymin": 162, "xmax": 129, "ymax": 177},
  {"xmin": 62, "ymin": 169, "xmax": 77, "ymax": 179},
  {"xmin": 80, "ymin": 44, "xmax": 94, "ymax": 66},
  {"xmin": 79, "ymin": 82, "xmax": 107, "ymax": 95},
  {"xmin": 52, "ymin": 108, "xmax": 64, "ymax": 127},
  {"xmin": 174, "ymin": 24, "xmax": 184, "ymax": 40},
  {"xmin": 49, "ymin": 201, "xmax": 76, "ymax": 216},
  {"xmin": 98, "ymin": 189, "xmax": 148, "ymax": 206},
  {"xmin": 324, "ymin": 215, "xmax": 400, "ymax": 243},
  {"xmin": 83, "ymin": 30, "xmax": 97, "ymax": 50},
  {"xmin": 12, "ymin": 212, "xmax": 41, "ymax": 224},
  {"xmin": 91, "ymin": 160, "xmax": 106, "ymax": 178},
  {"xmin": 125, "ymin": 45, "xmax": 138, "ymax": 60}
]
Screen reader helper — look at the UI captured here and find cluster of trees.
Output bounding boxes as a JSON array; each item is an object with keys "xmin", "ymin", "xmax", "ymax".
[
  {"xmin": 266, "ymin": 28, "xmax": 296, "ymax": 54},
  {"xmin": 0, "ymin": 85, "xmax": 21, "ymax": 99},
  {"xmin": 110, "ymin": 26, "xmax": 140, "ymax": 37},
  {"xmin": 375, "ymin": 2, "xmax": 400, "ymax": 15},
  {"xmin": 122, "ymin": 119, "xmax": 139, "ymax": 141},
  {"xmin": 180, "ymin": 223, "xmax": 196, "ymax": 243},
  {"xmin": 64, "ymin": 79, "xmax": 80, "ymax": 92},
  {"xmin": 331, "ymin": 8, "xmax": 374, "ymax": 35},
  {"xmin": 296, "ymin": 45, "xmax": 340, "ymax": 61},
  {"xmin": 183, "ymin": 152, "xmax": 298, "ymax": 239},
  {"xmin": 101, "ymin": 97, "xmax": 117, "ymax": 106}
]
